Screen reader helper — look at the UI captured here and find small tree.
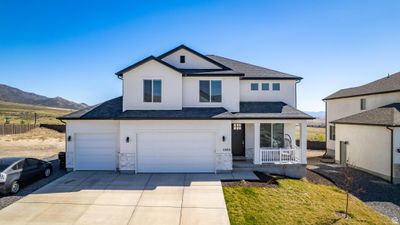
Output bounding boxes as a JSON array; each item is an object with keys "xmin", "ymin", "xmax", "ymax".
[{"xmin": 340, "ymin": 160, "xmax": 363, "ymax": 218}]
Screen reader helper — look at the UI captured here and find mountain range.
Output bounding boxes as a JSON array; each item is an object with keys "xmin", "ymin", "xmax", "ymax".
[{"xmin": 0, "ymin": 83, "xmax": 88, "ymax": 110}]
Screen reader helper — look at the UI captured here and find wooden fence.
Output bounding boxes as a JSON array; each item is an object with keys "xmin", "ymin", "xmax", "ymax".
[
  {"xmin": 0, "ymin": 124, "xmax": 66, "ymax": 135},
  {"xmin": 296, "ymin": 140, "xmax": 326, "ymax": 150},
  {"xmin": 0, "ymin": 124, "xmax": 39, "ymax": 135}
]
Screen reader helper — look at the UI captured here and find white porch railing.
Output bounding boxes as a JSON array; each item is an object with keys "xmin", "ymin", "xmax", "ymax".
[{"xmin": 260, "ymin": 147, "xmax": 301, "ymax": 164}]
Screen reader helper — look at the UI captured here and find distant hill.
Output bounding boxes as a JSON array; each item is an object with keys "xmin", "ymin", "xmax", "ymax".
[
  {"xmin": 0, "ymin": 84, "xmax": 88, "ymax": 110},
  {"xmin": 305, "ymin": 111, "xmax": 325, "ymax": 119},
  {"xmin": 0, "ymin": 100, "xmax": 74, "ymax": 124}
]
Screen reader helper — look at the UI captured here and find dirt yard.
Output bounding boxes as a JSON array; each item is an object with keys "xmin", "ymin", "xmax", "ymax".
[{"xmin": 0, "ymin": 128, "xmax": 64, "ymax": 159}]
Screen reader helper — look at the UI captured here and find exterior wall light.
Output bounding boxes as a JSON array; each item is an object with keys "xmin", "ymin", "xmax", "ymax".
[
  {"xmin": 126, "ymin": 137, "xmax": 130, "ymax": 143},
  {"xmin": 67, "ymin": 136, "xmax": 72, "ymax": 142},
  {"xmin": 222, "ymin": 136, "xmax": 225, "ymax": 142}
]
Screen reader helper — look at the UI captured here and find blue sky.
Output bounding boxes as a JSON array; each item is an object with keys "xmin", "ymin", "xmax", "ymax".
[{"xmin": 1, "ymin": 0, "xmax": 399, "ymax": 111}]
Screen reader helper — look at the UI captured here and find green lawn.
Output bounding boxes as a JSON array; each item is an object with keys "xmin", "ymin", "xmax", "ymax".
[
  {"xmin": 0, "ymin": 100, "xmax": 74, "ymax": 124},
  {"xmin": 223, "ymin": 179, "xmax": 392, "ymax": 225}
]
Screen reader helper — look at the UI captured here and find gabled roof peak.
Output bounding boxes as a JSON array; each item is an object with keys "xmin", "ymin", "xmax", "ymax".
[
  {"xmin": 157, "ymin": 44, "xmax": 230, "ymax": 70},
  {"xmin": 115, "ymin": 55, "xmax": 181, "ymax": 76}
]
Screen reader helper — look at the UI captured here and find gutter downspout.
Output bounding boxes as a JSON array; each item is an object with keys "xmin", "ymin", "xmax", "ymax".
[
  {"xmin": 386, "ymin": 126, "xmax": 394, "ymax": 183},
  {"xmin": 295, "ymin": 79, "xmax": 301, "ymax": 108}
]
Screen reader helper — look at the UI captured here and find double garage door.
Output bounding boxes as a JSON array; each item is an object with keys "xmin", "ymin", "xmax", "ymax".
[{"xmin": 74, "ymin": 132, "xmax": 215, "ymax": 172}]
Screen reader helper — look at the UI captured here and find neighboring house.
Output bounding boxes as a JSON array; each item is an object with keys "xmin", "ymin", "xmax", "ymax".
[
  {"xmin": 59, "ymin": 45, "xmax": 313, "ymax": 177},
  {"xmin": 324, "ymin": 72, "xmax": 400, "ymax": 183}
]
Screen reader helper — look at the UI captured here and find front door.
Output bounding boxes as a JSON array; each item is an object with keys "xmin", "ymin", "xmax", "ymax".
[{"xmin": 232, "ymin": 123, "xmax": 245, "ymax": 157}]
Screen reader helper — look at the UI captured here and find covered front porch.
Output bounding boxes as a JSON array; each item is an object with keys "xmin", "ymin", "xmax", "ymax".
[{"xmin": 230, "ymin": 120, "xmax": 307, "ymax": 176}]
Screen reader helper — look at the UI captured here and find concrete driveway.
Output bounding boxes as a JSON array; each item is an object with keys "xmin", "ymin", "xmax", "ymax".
[{"xmin": 0, "ymin": 172, "xmax": 230, "ymax": 225}]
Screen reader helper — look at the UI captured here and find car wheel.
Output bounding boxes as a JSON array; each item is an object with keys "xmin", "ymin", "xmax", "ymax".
[
  {"xmin": 10, "ymin": 181, "xmax": 20, "ymax": 194},
  {"xmin": 44, "ymin": 168, "xmax": 52, "ymax": 177}
]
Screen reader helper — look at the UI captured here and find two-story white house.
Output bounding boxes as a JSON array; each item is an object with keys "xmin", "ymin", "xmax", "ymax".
[
  {"xmin": 59, "ymin": 45, "xmax": 313, "ymax": 177},
  {"xmin": 324, "ymin": 72, "xmax": 400, "ymax": 183}
]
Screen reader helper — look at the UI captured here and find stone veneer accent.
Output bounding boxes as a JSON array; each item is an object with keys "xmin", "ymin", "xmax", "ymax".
[
  {"xmin": 245, "ymin": 148, "xmax": 254, "ymax": 160},
  {"xmin": 394, "ymin": 164, "xmax": 400, "ymax": 184},
  {"xmin": 66, "ymin": 151, "xmax": 74, "ymax": 168},
  {"xmin": 216, "ymin": 153, "xmax": 232, "ymax": 171},
  {"xmin": 119, "ymin": 153, "xmax": 135, "ymax": 171}
]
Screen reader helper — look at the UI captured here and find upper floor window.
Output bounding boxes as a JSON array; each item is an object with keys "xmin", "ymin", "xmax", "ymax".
[
  {"xmin": 143, "ymin": 79, "xmax": 162, "ymax": 103},
  {"xmin": 261, "ymin": 83, "xmax": 269, "ymax": 91},
  {"xmin": 360, "ymin": 98, "xmax": 366, "ymax": 110},
  {"xmin": 180, "ymin": 55, "xmax": 185, "ymax": 63},
  {"xmin": 272, "ymin": 83, "xmax": 280, "ymax": 91},
  {"xmin": 329, "ymin": 125, "xmax": 335, "ymax": 140},
  {"xmin": 199, "ymin": 80, "xmax": 221, "ymax": 103},
  {"xmin": 250, "ymin": 83, "xmax": 258, "ymax": 91}
]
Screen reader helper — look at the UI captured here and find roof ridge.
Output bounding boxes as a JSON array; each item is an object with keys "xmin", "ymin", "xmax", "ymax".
[
  {"xmin": 157, "ymin": 45, "xmax": 231, "ymax": 70},
  {"xmin": 324, "ymin": 72, "xmax": 400, "ymax": 100},
  {"xmin": 206, "ymin": 54, "xmax": 297, "ymax": 77}
]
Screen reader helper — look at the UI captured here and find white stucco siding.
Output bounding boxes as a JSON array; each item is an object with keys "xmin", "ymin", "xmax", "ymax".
[
  {"xmin": 240, "ymin": 80, "xmax": 296, "ymax": 107},
  {"xmin": 123, "ymin": 60, "xmax": 182, "ymax": 111},
  {"xmin": 161, "ymin": 48, "xmax": 221, "ymax": 69},
  {"xmin": 335, "ymin": 124, "xmax": 391, "ymax": 179},
  {"xmin": 393, "ymin": 128, "xmax": 400, "ymax": 165},
  {"xmin": 65, "ymin": 120, "xmax": 120, "ymax": 170},
  {"xmin": 326, "ymin": 91, "xmax": 400, "ymax": 151},
  {"xmin": 182, "ymin": 76, "xmax": 240, "ymax": 112},
  {"xmin": 119, "ymin": 120, "xmax": 232, "ymax": 171}
]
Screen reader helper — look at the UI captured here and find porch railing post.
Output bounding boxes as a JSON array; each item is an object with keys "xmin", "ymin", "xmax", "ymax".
[{"xmin": 254, "ymin": 122, "xmax": 261, "ymax": 165}]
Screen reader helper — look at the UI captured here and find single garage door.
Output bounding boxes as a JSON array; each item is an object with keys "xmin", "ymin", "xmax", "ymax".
[
  {"xmin": 137, "ymin": 132, "xmax": 215, "ymax": 173},
  {"xmin": 75, "ymin": 133, "xmax": 117, "ymax": 170}
]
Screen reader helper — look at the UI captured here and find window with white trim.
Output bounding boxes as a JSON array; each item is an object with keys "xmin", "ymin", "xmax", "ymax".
[
  {"xmin": 199, "ymin": 80, "xmax": 222, "ymax": 102},
  {"xmin": 261, "ymin": 83, "xmax": 269, "ymax": 91},
  {"xmin": 329, "ymin": 125, "xmax": 335, "ymax": 140},
  {"xmin": 360, "ymin": 98, "xmax": 366, "ymax": 110},
  {"xmin": 250, "ymin": 83, "xmax": 258, "ymax": 91},
  {"xmin": 260, "ymin": 123, "xmax": 284, "ymax": 148},
  {"xmin": 272, "ymin": 83, "xmax": 280, "ymax": 91},
  {"xmin": 143, "ymin": 79, "xmax": 162, "ymax": 103}
]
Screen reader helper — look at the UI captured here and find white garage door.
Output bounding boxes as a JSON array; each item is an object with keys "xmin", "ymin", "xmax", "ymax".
[
  {"xmin": 137, "ymin": 132, "xmax": 215, "ymax": 173},
  {"xmin": 75, "ymin": 133, "xmax": 117, "ymax": 170}
]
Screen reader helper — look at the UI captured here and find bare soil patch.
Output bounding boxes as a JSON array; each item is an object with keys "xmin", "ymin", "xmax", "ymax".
[
  {"xmin": 222, "ymin": 172, "xmax": 278, "ymax": 187},
  {"xmin": 305, "ymin": 169, "xmax": 335, "ymax": 186},
  {"xmin": 0, "ymin": 128, "xmax": 64, "ymax": 159}
]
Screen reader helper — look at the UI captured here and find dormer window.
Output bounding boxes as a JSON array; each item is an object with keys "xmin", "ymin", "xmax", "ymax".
[
  {"xmin": 180, "ymin": 55, "xmax": 185, "ymax": 63},
  {"xmin": 143, "ymin": 79, "xmax": 162, "ymax": 103}
]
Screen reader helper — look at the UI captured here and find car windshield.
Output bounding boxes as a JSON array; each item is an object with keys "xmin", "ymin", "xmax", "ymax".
[{"xmin": 0, "ymin": 158, "xmax": 22, "ymax": 171}]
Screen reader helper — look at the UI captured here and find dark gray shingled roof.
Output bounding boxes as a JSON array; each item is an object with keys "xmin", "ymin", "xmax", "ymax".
[
  {"xmin": 115, "ymin": 45, "xmax": 301, "ymax": 80},
  {"xmin": 58, "ymin": 97, "xmax": 227, "ymax": 120},
  {"xmin": 324, "ymin": 72, "xmax": 400, "ymax": 100},
  {"xmin": 206, "ymin": 55, "xmax": 302, "ymax": 80},
  {"xmin": 214, "ymin": 102, "xmax": 314, "ymax": 119},
  {"xmin": 332, "ymin": 103, "xmax": 400, "ymax": 126},
  {"xmin": 119, "ymin": 107, "xmax": 227, "ymax": 119},
  {"xmin": 58, "ymin": 97, "xmax": 123, "ymax": 120},
  {"xmin": 58, "ymin": 98, "xmax": 313, "ymax": 120},
  {"xmin": 179, "ymin": 69, "xmax": 244, "ymax": 77}
]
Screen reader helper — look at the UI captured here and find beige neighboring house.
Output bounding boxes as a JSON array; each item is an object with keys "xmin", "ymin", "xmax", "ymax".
[{"xmin": 324, "ymin": 72, "xmax": 400, "ymax": 183}]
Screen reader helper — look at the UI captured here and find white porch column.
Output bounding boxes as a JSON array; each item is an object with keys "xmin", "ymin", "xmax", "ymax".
[
  {"xmin": 254, "ymin": 122, "xmax": 261, "ymax": 165},
  {"xmin": 300, "ymin": 122, "xmax": 307, "ymax": 164}
]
